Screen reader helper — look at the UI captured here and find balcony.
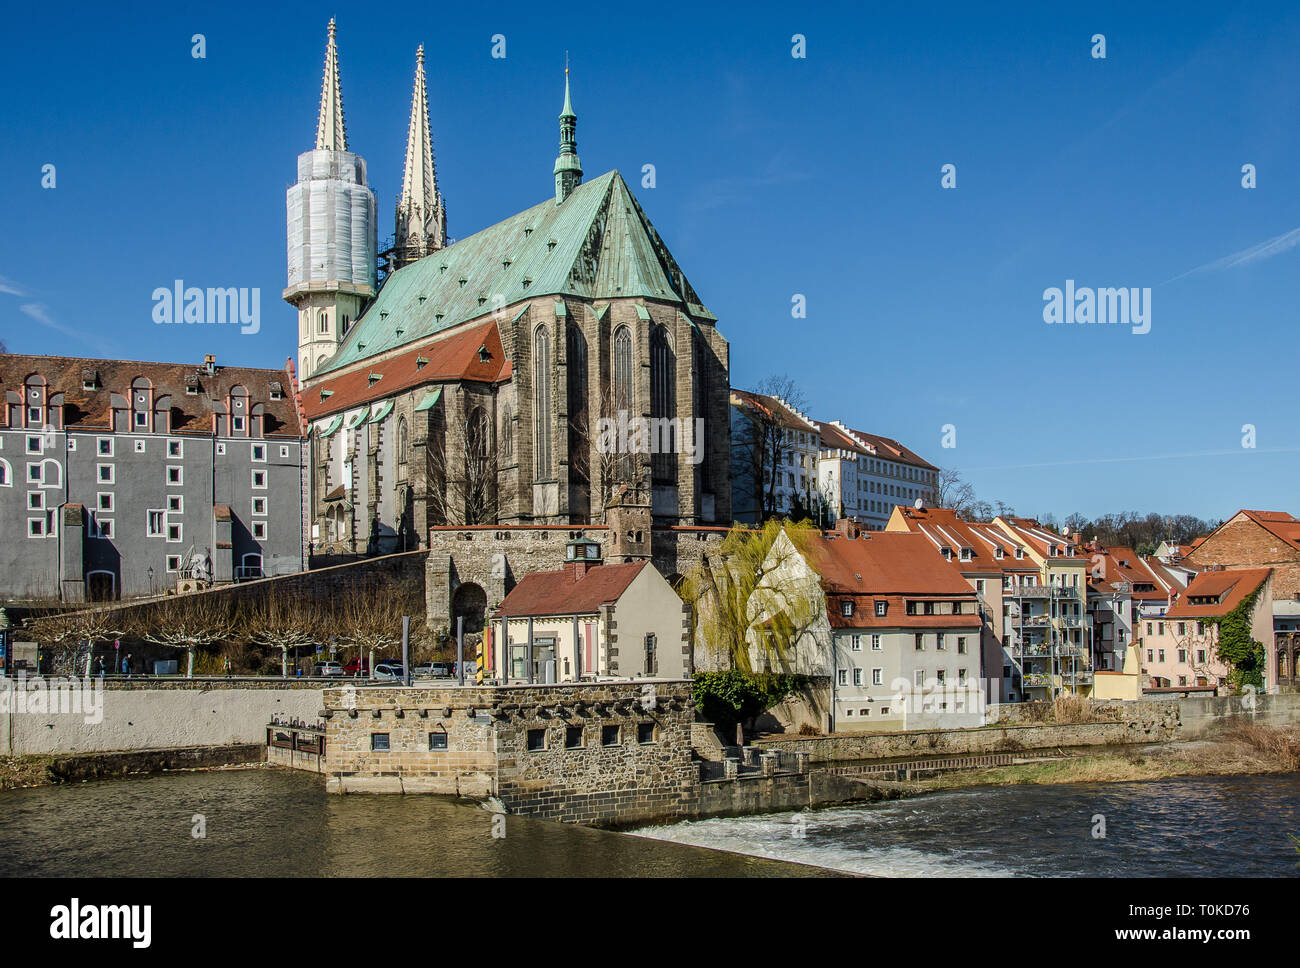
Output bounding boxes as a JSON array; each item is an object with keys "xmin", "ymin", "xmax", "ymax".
[
  {"xmin": 1021, "ymin": 674, "xmax": 1051, "ymax": 688},
  {"xmin": 1006, "ymin": 586, "xmax": 1051, "ymax": 599},
  {"xmin": 1014, "ymin": 643, "xmax": 1052, "ymax": 657},
  {"xmin": 1061, "ymin": 671, "xmax": 1094, "ymax": 685},
  {"xmin": 1053, "ymin": 644, "xmax": 1081, "ymax": 657}
]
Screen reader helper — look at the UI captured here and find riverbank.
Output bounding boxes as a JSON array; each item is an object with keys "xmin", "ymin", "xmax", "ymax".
[
  {"xmin": 0, "ymin": 744, "xmax": 266, "ymax": 791},
  {"xmin": 921, "ymin": 721, "xmax": 1299, "ymax": 794}
]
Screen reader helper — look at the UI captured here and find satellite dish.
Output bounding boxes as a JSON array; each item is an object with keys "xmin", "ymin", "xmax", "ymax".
[
  {"xmin": 913, "ymin": 498, "xmax": 923, "ymax": 510},
  {"xmin": 1060, "ymin": 525, "xmax": 1070, "ymax": 536}
]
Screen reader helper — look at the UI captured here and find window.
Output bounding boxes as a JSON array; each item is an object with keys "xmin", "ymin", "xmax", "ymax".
[
  {"xmin": 428, "ymin": 731, "xmax": 448, "ymax": 751},
  {"xmin": 875, "ymin": 601, "xmax": 887, "ymax": 617},
  {"xmin": 28, "ymin": 518, "xmax": 44, "ymax": 537},
  {"xmin": 27, "ymin": 491, "xmax": 43, "ymax": 510},
  {"xmin": 649, "ymin": 325, "xmax": 675, "ymax": 483},
  {"xmin": 166, "ymin": 555, "xmax": 181, "ymax": 572},
  {"xmin": 1197, "ymin": 650, "xmax": 1206, "ymax": 664},
  {"xmin": 148, "ymin": 510, "xmax": 165, "ymax": 537},
  {"xmin": 872, "ymin": 668, "xmax": 883, "ymax": 685},
  {"xmin": 252, "ymin": 444, "xmax": 266, "ymax": 462},
  {"xmin": 914, "ymin": 669, "xmax": 924, "ymax": 686},
  {"xmin": 168, "ymin": 496, "xmax": 183, "ymax": 512},
  {"xmin": 26, "ymin": 436, "xmax": 42, "ymax": 455},
  {"xmin": 850, "ymin": 635, "xmax": 861, "ymax": 652},
  {"xmin": 252, "ymin": 469, "xmax": 266, "ymax": 488},
  {"xmin": 97, "ymin": 438, "xmax": 113, "ymax": 456},
  {"xmin": 915, "ymin": 633, "xmax": 924, "ymax": 651},
  {"xmin": 0, "ymin": 461, "xmax": 10, "ymax": 487},
  {"xmin": 601, "ymin": 725, "xmax": 620, "ymax": 747},
  {"xmin": 852, "ymin": 668, "xmax": 863, "ymax": 686},
  {"xmin": 370, "ymin": 733, "xmax": 390, "ymax": 752},
  {"xmin": 637, "ymin": 722, "xmax": 655, "ymax": 745},
  {"xmin": 252, "ymin": 522, "xmax": 267, "ymax": 540},
  {"xmin": 533, "ymin": 326, "xmax": 552, "ymax": 478},
  {"xmin": 1178, "ymin": 649, "xmax": 1187, "ymax": 663},
  {"xmin": 841, "ymin": 600, "xmax": 854, "ymax": 618},
  {"xmin": 134, "ymin": 439, "xmax": 146, "ymax": 453},
  {"xmin": 95, "ymin": 518, "xmax": 114, "ymax": 539},
  {"xmin": 957, "ymin": 636, "xmax": 967, "ymax": 654},
  {"xmin": 216, "ymin": 442, "xmax": 226, "ymax": 455},
  {"xmin": 1146, "ymin": 622, "xmax": 1153, "ymax": 636},
  {"xmin": 98, "ymin": 493, "xmax": 113, "ymax": 511},
  {"xmin": 837, "ymin": 670, "xmax": 848, "ymax": 685},
  {"xmin": 1157, "ymin": 622, "xmax": 1164, "ymax": 635},
  {"xmin": 935, "ymin": 669, "xmax": 945, "ymax": 682},
  {"xmin": 167, "ymin": 523, "xmax": 182, "ymax": 542},
  {"xmin": 252, "ymin": 497, "xmax": 267, "ymax": 516},
  {"xmin": 844, "ymin": 708, "xmax": 854, "ymax": 717},
  {"xmin": 279, "ymin": 445, "xmax": 290, "ymax": 459},
  {"xmin": 565, "ymin": 727, "xmax": 584, "ymax": 749},
  {"xmin": 318, "ymin": 311, "xmax": 328, "ymax": 334},
  {"xmin": 133, "ymin": 411, "xmax": 148, "ymax": 428},
  {"xmin": 1146, "ymin": 649, "xmax": 1153, "ymax": 662},
  {"xmin": 936, "ymin": 633, "xmax": 945, "ymax": 651},
  {"xmin": 232, "ymin": 416, "xmax": 245, "ymax": 433},
  {"xmin": 958, "ymin": 669, "xmax": 968, "ymax": 683},
  {"xmin": 97, "ymin": 464, "xmax": 114, "ymax": 484},
  {"xmin": 526, "ymin": 729, "xmax": 547, "ymax": 752},
  {"xmin": 644, "ymin": 633, "xmax": 657, "ymax": 675},
  {"xmin": 1157, "ymin": 650, "xmax": 1165, "ymax": 663}
]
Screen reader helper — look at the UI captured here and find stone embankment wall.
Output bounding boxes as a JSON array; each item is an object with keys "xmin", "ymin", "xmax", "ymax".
[
  {"xmin": 322, "ymin": 680, "xmax": 698, "ymax": 826},
  {"xmin": 1172, "ymin": 691, "xmax": 1300, "ymax": 738},
  {"xmin": 1, "ymin": 679, "xmax": 323, "ymax": 755}
]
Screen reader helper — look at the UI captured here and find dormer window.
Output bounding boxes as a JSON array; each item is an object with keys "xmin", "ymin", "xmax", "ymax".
[
  {"xmin": 368, "ymin": 373, "xmax": 382, "ymax": 387},
  {"xmin": 415, "ymin": 357, "xmax": 428, "ymax": 370},
  {"xmin": 940, "ymin": 546, "xmax": 952, "ymax": 560},
  {"xmin": 875, "ymin": 601, "xmax": 887, "ymax": 617},
  {"xmin": 841, "ymin": 600, "xmax": 854, "ymax": 618},
  {"xmin": 960, "ymin": 547, "xmax": 972, "ymax": 561},
  {"xmin": 994, "ymin": 547, "xmax": 1005, "ymax": 560},
  {"xmin": 478, "ymin": 345, "xmax": 491, "ymax": 363},
  {"xmin": 1015, "ymin": 548, "xmax": 1025, "ymax": 559}
]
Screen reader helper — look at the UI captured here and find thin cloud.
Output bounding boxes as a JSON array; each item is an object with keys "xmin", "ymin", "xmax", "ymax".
[
  {"xmin": 1163, "ymin": 226, "xmax": 1300, "ymax": 285},
  {"xmin": 0, "ymin": 276, "xmax": 25, "ymax": 297},
  {"xmin": 19, "ymin": 303, "xmax": 115, "ymax": 356},
  {"xmin": 965, "ymin": 446, "xmax": 1300, "ymax": 473}
]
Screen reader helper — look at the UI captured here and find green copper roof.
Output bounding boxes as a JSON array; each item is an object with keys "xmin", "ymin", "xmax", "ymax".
[
  {"xmin": 316, "ymin": 413, "xmax": 344, "ymax": 437},
  {"xmin": 413, "ymin": 387, "xmax": 442, "ymax": 411},
  {"xmin": 315, "ymin": 170, "xmax": 716, "ymax": 376}
]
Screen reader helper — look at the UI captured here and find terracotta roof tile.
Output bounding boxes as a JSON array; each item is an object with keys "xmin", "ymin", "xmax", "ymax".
[
  {"xmin": 1166, "ymin": 568, "xmax": 1270, "ymax": 619},
  {"xmin": 494, "ymin": 560, "xmax": 650, "ymax": 619}
]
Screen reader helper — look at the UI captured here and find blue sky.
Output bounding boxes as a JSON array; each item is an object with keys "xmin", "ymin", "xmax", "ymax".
[{"xmin": 1, "ymin": 1, "xmax": 1297, "ymax": 522}]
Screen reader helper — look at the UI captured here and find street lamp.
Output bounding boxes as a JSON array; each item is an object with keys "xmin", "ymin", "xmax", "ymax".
[{"xmin": 147, "ymin": 566, "xmax": 155, "ymax": 595}]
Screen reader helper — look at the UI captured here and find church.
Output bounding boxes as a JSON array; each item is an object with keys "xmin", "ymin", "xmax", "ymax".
[{"xmin": 289, "ymin": 21, "xmax": 732, "ymax": 555}]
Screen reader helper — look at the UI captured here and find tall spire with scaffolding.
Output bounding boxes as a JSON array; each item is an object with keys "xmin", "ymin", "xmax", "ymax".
[
  {"xmin": 315, "ymin": 18, "xmax": 348, "ymax": 151},
  {"xmin": 394, "ymin": 45, "xmax": 447, "ymax": 268}
]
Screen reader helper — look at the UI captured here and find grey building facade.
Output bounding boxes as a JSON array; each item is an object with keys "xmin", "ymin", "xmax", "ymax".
[{"xmin": 0, "ymin": 353, "xmax": 307, "ymax": 603}]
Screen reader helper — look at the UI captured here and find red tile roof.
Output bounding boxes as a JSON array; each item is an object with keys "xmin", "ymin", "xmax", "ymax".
[
  {"xmin": 729, "ymin": 389, "xmax": 818, "ymax": 433},
  {"xmin": 494, "ymin": 560, "xmax": 650, "ymax": 619},
  {"xmin": 841, "ymin": 426, "xmax": 938, "ymax": 471},
  {"xmin": 889, "ymin": 505, "xmax": 1037, "ymax": 575},
  {"xmin": 809, "ymin": 531, "xmax": 982, "ymax": 630},
  {"xmin": 302, "ymin": 320, "xmax": 506, "ymax": 419},
  {"xmin": 0, "ymin": 353, "xmax": 303, "ymax": 437},
  {"xmin": 1166, "ymin": 568, "xmax": 1270, "ymax": 619},
  {"xmin": 1239, "ymin": 510, "xmax": 1300, "ymax": 551}
]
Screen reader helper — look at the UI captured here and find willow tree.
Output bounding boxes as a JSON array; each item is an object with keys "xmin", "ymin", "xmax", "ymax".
[{"xmin": 682, "ymin": 519, "xmax": 824, "ymax": 674}]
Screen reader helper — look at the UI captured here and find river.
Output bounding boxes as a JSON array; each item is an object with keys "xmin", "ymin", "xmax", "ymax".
[
  {"xmin": 0, "ymin": 768, "xmax": 820, "ymax": 877},
  {"xmin": 3, "ymin": 769, "xmax": 1295, "ymax": 877},
  {"xmin": 630, "ymin": 773, "xmax": 1300, "ymax": 876}
]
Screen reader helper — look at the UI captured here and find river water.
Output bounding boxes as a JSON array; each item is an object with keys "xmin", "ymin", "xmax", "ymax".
[
  {"xmin": 2, "ymin": 769, "xmax": 1295, "ymax": 877},
  {"xmin": 0, "ymin": 769, "xmax": 819, "ymax": 877},
  {"xmin": 631, "ymin": 773, "xmax": 1300, "ymax": 877}
]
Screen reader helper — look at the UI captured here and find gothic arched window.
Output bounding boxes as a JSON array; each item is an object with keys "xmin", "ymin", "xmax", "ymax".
[
  {"xmin": 533, "ymin": 326, "xmax": 551, "ymax": 479},
  {"xmin": 612, "ymin": 326, "xmax": 633, "ymax": 413},
  {"xmin": 567, "ymin": 324, "xmax": 589, "ymax": 479},
  {"xmin": 650, "ymin": 324, "xmax": 675, "ymax": 483},
  {"xmin": 501, "ymin": 406, "xmax": 514, "ymax": 460},
  {"xmin": 318, "ymin": 311, "xmax": 328, "ymax": 334},
  {"xmin": 397, "ymin": 416, "xmax": 409, "ymax": 479}
]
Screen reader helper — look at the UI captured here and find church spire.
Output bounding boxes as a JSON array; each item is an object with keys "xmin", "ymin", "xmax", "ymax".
[
  {"xmin": 553, "ymin": 63, "xmax": 583, "ymax": 205},
  {"xmin": 394, "ymin": 44, "xmax": 447, "ymax": 268},
  {"xmin": 315, "ymin": 18, "xmax": 348, "ymax": 151}
]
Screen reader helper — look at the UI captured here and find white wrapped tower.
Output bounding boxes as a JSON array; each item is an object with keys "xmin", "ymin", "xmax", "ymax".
[{"xmin": 284, "ymin": 19, "xmax": 377, "ymax": 381}]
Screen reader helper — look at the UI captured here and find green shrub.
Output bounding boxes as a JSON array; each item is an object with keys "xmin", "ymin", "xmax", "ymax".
[{"xmin": 692, "ymin": 670, "xmax": 809, "ymax": 731}]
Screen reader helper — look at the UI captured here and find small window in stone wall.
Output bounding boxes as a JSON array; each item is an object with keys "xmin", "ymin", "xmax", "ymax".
[
  {"xmin": 527, "ymin": 728, "xmax": 547, "ymax": 752},
  {"xmin": 565, "ymin": 727, "xmax": 584, "ymax": 749},
  {"xmin": 601, "ymin": 725, "xmax": 620, "ymax": 747},
  {"xmin": 637, "ymin": 722, "xmax": 655, "ymax": 745},
  {"xmin": 371, "ymin": 733, "xmax": 390, "ymax": 751},
  {"xmin": 428, "ymin": 729, "xmax": 448, "ymax": 751}
]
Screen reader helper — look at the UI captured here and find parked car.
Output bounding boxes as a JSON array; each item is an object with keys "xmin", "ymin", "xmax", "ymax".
[
  {"xmin": 343, "ymin": 658, "xmax": 369, "ymax": 677},
  {"xmin": 312, "ymin": 661, "xmax": 344, "ymax": 677},
  {"xmin": 412, "ymin": 663, "xmax": 440, "ymax": 678},
  {"xmin": 372, "ymin": 663, "xmax": 405, "ymax": 682}
]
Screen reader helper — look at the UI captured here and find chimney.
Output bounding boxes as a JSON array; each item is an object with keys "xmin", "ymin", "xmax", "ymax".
[
  {"xmin": 836, "ymin": 518, "xmax": 860, "ymax": 540},
  {"xmin": 564, "ymin": 538, "xmax": 603, "ymax": 581},
  {"xmin": 1071, "ymin": 531, "xmax": 1082, "ymax": 546},
  {"xmin": 204, "ymin": 354, "xmax": 217, "ymax": 376}
]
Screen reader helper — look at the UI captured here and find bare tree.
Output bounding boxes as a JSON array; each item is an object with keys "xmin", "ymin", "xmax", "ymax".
[
  {"xmin": 427, "ymin": 401, "xmax": 498, "ymax": 525},
  {"xmin": 732, "ymin": 375, "xmax": 806, "ymax": 523},
  {"xmin": 242, "ymin": 589, "xmax": 324, "ymax": 678},
  {"xmin": 131, "ymin": 593, "xmax": 236, "ymax": 678},
  {"xmin": 333, "ymin": 582, "xmax": 413, "ymax": 669},
  {"xmin": 25, "ymin": 605, "xmax": 125, "ymax": 677}
]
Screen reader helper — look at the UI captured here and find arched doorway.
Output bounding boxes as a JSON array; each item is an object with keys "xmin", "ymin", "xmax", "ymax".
[{"xmin": 451, "ymin": 582, "xmax": 487, "ymax": 635}]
